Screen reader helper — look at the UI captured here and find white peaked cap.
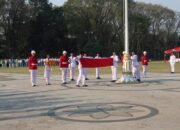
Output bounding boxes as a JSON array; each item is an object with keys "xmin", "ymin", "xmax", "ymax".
[
  {"xmin": 143, "ymin": 51, "xmax": 147, "ymax": 54},
  {"xmin": 31, "ymin": 50, "xmax": 36, "ymax": 54},
  {"xmin": 63, "ymin": 50, "xmax": 67, "ymax": 54}
]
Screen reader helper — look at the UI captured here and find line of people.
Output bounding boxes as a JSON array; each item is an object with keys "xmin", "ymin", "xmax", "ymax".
[
  {"xmin": 0, "ymin": 58, "xmax": 59, "ymax": 68},
  {"xmin": 28, "ymin": 50, "xmax": 90, "ymax": 87},
  {"xmin": 0, "ymin": 58, "xmax": 28, "ymax": 68},
  {"xmin": 28, "ymin": 50, "xmax": 149, "ymax": 87}
]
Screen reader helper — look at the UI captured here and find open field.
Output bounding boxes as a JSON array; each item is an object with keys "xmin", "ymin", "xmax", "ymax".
[
  {"xmin": 0, "ymin": 61, "xmax": 180, "ymax": 75},
  {"xmin": 0, "ymin": 72, "xmax": 180, "ymax": 130}
]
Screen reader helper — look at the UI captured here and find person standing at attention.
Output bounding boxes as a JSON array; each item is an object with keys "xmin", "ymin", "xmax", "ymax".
[
  {"xmin": 59, "ymin": 51, "xmax": 69, "ymax": 84},
  {"xmin": 95, "ymin": 53, "xmax": 101, "ymax": 79},
  {"xmin": 131, "ymin": 51, "xmax": 141, "ymax": 82},
  {"xmin": 28, "ymin": 50, "xmax": 38, "ymax": 87},
  {"xmin": 69, "ymin": 53, "xmax": 77, "ymax": 81},
  {"xmin": 141, "ymin": 51, "xmax": 149, "ymax": 77},
  {"xmin": 169, "ymin": 53, "xmax": 176, "ymax": 73},
  {"xmin": 44, "ymin": 54, "xmax": 51, "ymax": 85},
  {"xmin": 110, "ymin": 52, "xmax": 119, "ymax": 82}
]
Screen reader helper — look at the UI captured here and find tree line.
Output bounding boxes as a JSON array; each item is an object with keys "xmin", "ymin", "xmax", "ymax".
[{"xmin": 0, "ymin": 0, "xmax": 180, "ymax": 59}]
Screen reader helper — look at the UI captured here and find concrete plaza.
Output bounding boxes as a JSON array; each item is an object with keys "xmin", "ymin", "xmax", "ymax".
[{"xmin": 0, "ymin": 72, "xmax": 180, "ymax": 130}]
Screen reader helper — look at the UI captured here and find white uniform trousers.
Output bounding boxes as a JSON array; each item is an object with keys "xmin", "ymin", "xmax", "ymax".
[
  {"xmin": 44, "ymin": 69, "xmax": 51, "ymax": 84},
  {"xmin": 132, "ymin": 65, "xmax": 141, "ymax": 80},
  {"xmin": 70, "ymin": 67, "xmax": 76, "ymax": 80},
  {"xmin": 142, "ymin": 65, "xmax": 148, "ymax": 77},
  {"xmin": 61, "ymin": 68, "xmax": 68, "ymax": 83},
  {"xmin": 30, "ymin": 70, "xmax": 37, "ymax": 86},
  {"xmin": 84, "ymin": 68, "xmax": 88, "ymax": 78},
  {"xmin": 76, "ymin": 68, "xmax": 86, "ymax": 85},
  {"xmin": 132, "ymin": 66, "xmax": 136, "ymax": 78},
  {"xmin": 170, "ymin": 63, "xmax": 175, "ymax": 72},
  {"xmin": 111, "ymin": 66, "xmax": 117, "ymax": 80},
  {"xmin": 96, "ymin": 68, "xmax": 100, "ymax": 78}
]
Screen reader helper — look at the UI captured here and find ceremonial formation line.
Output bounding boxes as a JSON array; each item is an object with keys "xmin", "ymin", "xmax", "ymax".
[{"xmin": 27, "ymin": 50, "xmax": 178, "ymax": 87}]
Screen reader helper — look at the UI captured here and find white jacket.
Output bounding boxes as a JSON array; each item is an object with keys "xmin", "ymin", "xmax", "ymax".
[
  {"xmin": 131, "ymin": 55, "xmax": 139, "ymax": 67},
  {"xmin": 69, "ymin": 56, "xmax": 77, "ymax": 68},
  {"xmin": 169, "ymin": 55, "xmax": 176, "ymax": 64},
  {"xmin": 111, "ymin": 55, "xmax": 119, "ymax": 67}
]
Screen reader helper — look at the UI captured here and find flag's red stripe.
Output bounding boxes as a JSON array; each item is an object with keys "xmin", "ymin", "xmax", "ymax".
[{"xmin": 80, "ymin": 58, "xmax": 113, "ymax": 68}]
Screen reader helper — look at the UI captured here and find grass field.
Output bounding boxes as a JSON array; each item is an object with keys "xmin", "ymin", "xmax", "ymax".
[{"xmin": 0, "ymin": 61, "xmax": 179, "ymax": 75}]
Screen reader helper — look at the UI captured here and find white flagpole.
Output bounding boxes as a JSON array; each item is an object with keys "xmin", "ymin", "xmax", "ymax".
[
  {"xmin": 125, "ymin": 0, "xmax": 129, "ymax": 55},
  {"xmin": 116, "ymin": 0, "xmax": 136, "ymax": 83}
]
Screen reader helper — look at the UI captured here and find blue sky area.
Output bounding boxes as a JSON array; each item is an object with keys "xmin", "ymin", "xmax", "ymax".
[{"xmin": 49, "ymin": 0, "xmax": 180, "ymax": 11}]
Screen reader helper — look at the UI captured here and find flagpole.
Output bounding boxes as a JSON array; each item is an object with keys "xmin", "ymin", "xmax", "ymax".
[
  {"xmin": 125, "ymin": 0, "xmax": 129, "ymax": 55},
  {"xmin": 116, "ymin": 0, "xmax": 136, "ymax": 83}
]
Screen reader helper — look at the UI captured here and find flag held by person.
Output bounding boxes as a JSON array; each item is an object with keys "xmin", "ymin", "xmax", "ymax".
[{"xmin": 80, "ymin": 58, "xmax": 113, "ymax": 68}]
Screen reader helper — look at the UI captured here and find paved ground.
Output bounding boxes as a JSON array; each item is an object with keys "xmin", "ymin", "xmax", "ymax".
[{"xmin": 0, "ymin": 72, "xmax": 180, "ymax": 130}]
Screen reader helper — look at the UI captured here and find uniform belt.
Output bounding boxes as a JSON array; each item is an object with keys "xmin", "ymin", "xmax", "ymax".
[
  {"xmin": 62, "ymin": 62, "xmax": 67, "ymax": 64},
  {"xmin": 31, "ymin": 64, "xmax": 37, "ymax": 66}
]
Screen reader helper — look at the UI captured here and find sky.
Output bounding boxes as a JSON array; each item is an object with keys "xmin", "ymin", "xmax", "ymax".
[
  {"xmin": 49, "ymin": 0, "xmax": 180, "ymax": 12},
  {"xmin": 50, "ymin": 0, "xmax": 67, "ymax": 6}
]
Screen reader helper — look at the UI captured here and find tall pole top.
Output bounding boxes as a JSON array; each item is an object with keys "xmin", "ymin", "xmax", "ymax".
[{"xmin": 125, "ymin": 0, "xmax": 129, "ymax": 54}]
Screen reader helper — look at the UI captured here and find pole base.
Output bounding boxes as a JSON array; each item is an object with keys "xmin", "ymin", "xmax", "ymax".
[{"xmin": 116, "ymin": 72, "xmax": 137, "ymax": 84}]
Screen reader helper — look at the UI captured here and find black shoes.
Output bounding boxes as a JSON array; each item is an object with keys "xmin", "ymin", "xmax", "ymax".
[
  {"xmin": 82, "ymin": 84, "xmax": 88, "ymax": 87},
  {"xmin": 76, "ymin": 85, "xmax": 80, "ymax": 87},
  {"xmin": 62, "ymin": 82, "xmax": 67, "ymax": 85},
  {"xmin": 96, "ymin": 77, "xmax": 101, "ymax": 79},
  {"xmin": 71, "ymin": 79, "xmax": 75, "ymax": 81},
  {"xmin": 111, "ymin": 80, "xmax": 116, "ymax": 82},
  {"xmin": 137, "ymin": 79, "xmax": 141, "ymax": 82},
  {"xmin": 85, "ymin": 78, "xmax": 89, "ymax": 80},
  {"xmin": 76, "ymin": 84, "xmax": 88, "ymax": 87}
]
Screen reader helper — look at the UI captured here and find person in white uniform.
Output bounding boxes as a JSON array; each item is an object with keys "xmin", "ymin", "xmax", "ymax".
[
  {"xmin": 141, "ymin": 51, "xmax": 149, "ymax": 78},
  {"xmin": 69, "ymin": 53, "xmax": 77, "ymax": 81},
  {"xmin": 76, "ymin": 51, "xmax": 87, "ymax": 87},
  {"xmin": 44, "ymin": 54, "xmax": 51, "ymax": 85},
  {"xmin": 169, "ymin": 53, "xmax": 176, "ymax": 73},
  {"xmin": 84, "ymin": 53, "xmax": 92, "ymax": 80},
  {"xmin": 59, "ymin": 51, "xmax": 69, "ymax": 84},
  {"xmin": 131, "ymin": 51, "xmax": 141, "ymax": 82},
  {"xmin": 110, "ymin": 52, "xmax": 119, "ymax": 82},
  {"xmin": 95, "ymin": 53, "xmax": 101, "ymax": 79}
]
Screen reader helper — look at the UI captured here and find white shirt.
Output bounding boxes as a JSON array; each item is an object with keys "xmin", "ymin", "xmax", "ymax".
[
  {"xmin": 131, "ymin": 55, "xmax": 139, "ymax": 67},
  {"xmin": 111, "ymin": 55, "xmax": 119, "ymax": 67},
  {"xmin": 69, "ymin": 56, "xmax": 77, "ymax": 68},
  {"xmin": 77, "ymin": 56, "xmax": 83, "ymax": 69},
  {"xmin": 169, "ymin": 55, "xmax": 176, "ymax": 64}
]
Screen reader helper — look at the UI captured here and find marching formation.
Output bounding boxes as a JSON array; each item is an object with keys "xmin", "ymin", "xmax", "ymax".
[{"xmin": 27, "ymin": 50, "xmax": 179, "ymax": 87}]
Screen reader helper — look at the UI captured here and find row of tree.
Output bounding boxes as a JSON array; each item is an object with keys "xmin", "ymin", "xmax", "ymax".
[{"xmin": 0, "ymin": 0, "xmax": 180, "ymax": 59}]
